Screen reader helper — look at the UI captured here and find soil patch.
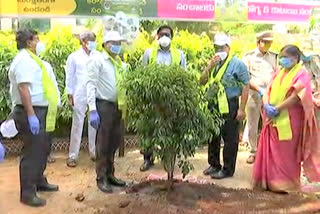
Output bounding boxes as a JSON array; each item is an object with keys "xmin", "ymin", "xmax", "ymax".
[{"xmin": 116, "ymin": 180, "xmax": 320, "ymax": 214}]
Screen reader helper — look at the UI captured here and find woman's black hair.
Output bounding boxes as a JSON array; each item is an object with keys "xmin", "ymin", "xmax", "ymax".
[
  {"xmin": 157, "ymin": 25, "xmax": 174, "ymax": 38},
  {"xmin": 16, "ymin": 29, "xmax": 38, "ymax": 50},
  {"xmin": 280, "ymin": 44, "xmax": 304, "ymax": 62}
]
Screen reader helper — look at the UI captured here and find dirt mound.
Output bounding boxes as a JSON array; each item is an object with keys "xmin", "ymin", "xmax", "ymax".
[{"xmin": 86, "ymin": 181, "xmax": 320, "ymax": 214}]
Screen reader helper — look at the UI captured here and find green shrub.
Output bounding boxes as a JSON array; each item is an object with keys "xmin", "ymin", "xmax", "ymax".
[
  {"xmin": 123, "ymin": 30, "xmax": 151, "ymax": 71},
  {"xmin": 0, "ymin": 31, "xmax": 17, "ymax": 119},
  {"xmin": 173, "ymin": 30, "xmax": 215, "ymax": 74},
  {"xmin": 121, "ymin": 64, "xmax": 222, "ymax": 181}
]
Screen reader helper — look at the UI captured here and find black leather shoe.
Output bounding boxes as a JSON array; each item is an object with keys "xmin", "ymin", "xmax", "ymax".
[
  {"xmin": 210, "ymin": 170, "xmax": 233, "ymax": 179},
  {"xmin": 21, "ymin": 195, "xmax": 46, "ymax": 207},
  {"xmin": 203, "ymin": 166, "xmax": 220, "ymax": 176},
  {"xmin": 97, "ymin": 180, "xmax": 112, "ymax": 193},
  {"xmin": 107, "ymin": 175, "xmax": 126, "ymax": 187},
  {"xmin": 140, "ymin": 160, "xmax": 154, "ymax": 172},
  {"xmin": 37, "ymin": 183, "xmax": 59, "ymax": 192}
]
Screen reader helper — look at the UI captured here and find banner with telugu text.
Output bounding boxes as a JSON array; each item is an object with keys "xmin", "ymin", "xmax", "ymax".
[
  {"xmin": 0, "ymin": 0, "xmax": 319, "ymax": 23},
  {"xmin": 248, "ymin": 1, "xmax": 314, "ymax": 22}
]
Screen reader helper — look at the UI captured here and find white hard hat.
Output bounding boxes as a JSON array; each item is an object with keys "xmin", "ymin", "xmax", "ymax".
[
  {"xmin": 214, "ymin": 33, "xmax": 231, "ymax": 46},
  {"xmin": 0, "ymin": 119, "xmax": 18, "ymax": 138},
  {"xmin": 103, "ymin": 31, "xmax": 125, "ymax": 43}
]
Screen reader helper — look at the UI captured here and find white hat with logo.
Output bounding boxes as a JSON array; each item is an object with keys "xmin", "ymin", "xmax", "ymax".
[{"xmin": 103, "ymin": 31, "xmax": 125, "ymax": 43}]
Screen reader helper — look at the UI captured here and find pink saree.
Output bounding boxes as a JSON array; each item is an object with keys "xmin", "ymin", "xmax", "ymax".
[{"xmin": 253, "ymin": 68, "xmax": 320, "ymax": 192}]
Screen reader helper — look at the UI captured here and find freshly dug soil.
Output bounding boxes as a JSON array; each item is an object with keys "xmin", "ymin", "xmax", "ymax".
[{"xmin": 107, "ymin": 180, "xmax": 319, "ymax": 214}]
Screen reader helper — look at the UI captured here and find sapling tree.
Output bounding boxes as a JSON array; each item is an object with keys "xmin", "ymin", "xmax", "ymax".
[{"xmin": 121, "ymin": 64, "xmax": 222, "ymax": 182}]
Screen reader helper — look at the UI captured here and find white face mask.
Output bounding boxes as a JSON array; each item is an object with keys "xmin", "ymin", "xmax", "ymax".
[
  {"xmin": 159, "ymin": 36, "xmax": 171, "ymax": 48},
  {"xmin": 36, "ymin": 42, "xmax": 45, "ymax": 56},
  {"xmin": 216, "ymin": 51, "xmax": 228, "ymax": 61}
]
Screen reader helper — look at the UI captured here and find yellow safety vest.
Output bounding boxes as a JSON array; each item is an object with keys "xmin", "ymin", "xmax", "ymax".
[
  {"xmin": 205, "ymin": 54, "xmax": 233, "ymax": 114},
  {"xmin": 269, "ymin": 63, "xmax": 302, "ymax": 140},
  {"xmin": 149, "ymin": 44, "xmax": 181, "ymax": 66},
  {"xmin": 27, "ymin": 50, "xmax": 58, "ymax": 132},
  {"xmin": 106, "ymin": 52, "xmax": 127, "ymax": 120}
]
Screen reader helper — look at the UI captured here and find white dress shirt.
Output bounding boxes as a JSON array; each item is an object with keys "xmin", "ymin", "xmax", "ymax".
[
  {"xmin": 86, "ymin": 51, "xmax": 126, "ymax": 111},
  {"xmin": 9, "ymin": 49, "xmax": 61, "ymax": 107},
  {"xmin": 65, "ymin": 48, "xmax": 99, "ymax": 98}
]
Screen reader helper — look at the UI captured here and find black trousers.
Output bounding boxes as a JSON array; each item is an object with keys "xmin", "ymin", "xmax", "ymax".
[
  {"xmin": 95, "ymin": 99, "xmax": 124, "ymax": 181},
  {"xmin": 140, "ymin": 146, "xmax": 153, "ymax": 161},
  {"xmin": 208, "ymin": 97, "xmax": 240, "ymax": 176},
  {"xmin": 12, "ymin": 105, "xmax": 52, "ymax": 198}
]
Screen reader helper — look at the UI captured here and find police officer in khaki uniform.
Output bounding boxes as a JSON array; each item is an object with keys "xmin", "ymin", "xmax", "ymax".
[{"xmin": 242, "ymin": 31, "xmax": 277, "ymax": 164}]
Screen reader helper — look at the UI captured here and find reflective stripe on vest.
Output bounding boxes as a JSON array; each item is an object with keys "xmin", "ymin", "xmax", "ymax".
[
  {"xmin": 149, "ymin": 45, "xmax": 181, "ymax": 66},
  {"xmin": 205, "ymin": 54, "xmax": 233, "ymax": 114},
  {"xmin": 27, "ymin": 50, "xmax": 58, "ymax": 132},
  {"xmin": 269, "ymin": 63, "xmax": 302, "ymax": 140}
]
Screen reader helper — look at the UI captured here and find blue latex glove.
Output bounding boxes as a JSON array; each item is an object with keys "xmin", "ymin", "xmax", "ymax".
[
  {"xmin": 264, "ymin": 104, "xmax": 279, "ymax": 118},
  {"xmin": 258, "ymin": 88, "xmax": 264, "ymax": 97},
  {"xmin": 0, "ymin": 141, "xmax": 5, "ymax": 163},
  {"xmin": 90, "ymin": 110, "xmax": 100, "ymax": 130},
  {"xmin": 28, "ymin": 115, "xmax": 40, "ymax": 135}
]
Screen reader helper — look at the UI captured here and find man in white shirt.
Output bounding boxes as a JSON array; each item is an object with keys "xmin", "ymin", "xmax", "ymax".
[
  {"xmin": 9, "ymin": 29, "xmax": 61, "ymax": 207},
  {"xmin": 87, "ymin": 31, "xmax": 127, "ymax": 193},
  {"xmin": 65, "ymin": 31, "xmax": 98, "ymax": 167}
]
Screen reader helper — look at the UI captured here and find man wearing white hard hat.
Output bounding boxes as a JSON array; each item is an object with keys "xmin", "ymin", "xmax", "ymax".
[
  {"xmin": 242, "ymin": 31, "xmax": 277, "ymax": 164},
  {"xmin": 87, "ymin": 30, "xmax": 127, "ymax": 193},
  {"xmin": 200, "ymin": 33, "xmax": 249, "ymax": 179},
  {"xmin": 65, "ymin": 31, "xmax": 98, "ymax": 167}
]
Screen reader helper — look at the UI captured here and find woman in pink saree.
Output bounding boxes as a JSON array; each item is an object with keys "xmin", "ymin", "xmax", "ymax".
[{"xmin": 253, "ymin": 45, "xmax": 320, "ymax": 193}]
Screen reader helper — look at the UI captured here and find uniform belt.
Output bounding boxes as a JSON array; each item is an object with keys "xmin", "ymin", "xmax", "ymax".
[
  {"xmin": 96, "ymin": 98, "xmax": 116, "ymax": 106},
  {"xmin": 15, "ymin": 105, "xmax": 48, "ymax": 110}
]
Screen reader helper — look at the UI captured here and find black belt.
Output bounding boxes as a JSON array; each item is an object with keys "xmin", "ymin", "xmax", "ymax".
[
  {"xmin": 96, "ymin": 99, "xmax": 116, "ymax": 105},
  {"xmin": 15, "ymin": 105, "xmax": 48, "ymax": 109}
]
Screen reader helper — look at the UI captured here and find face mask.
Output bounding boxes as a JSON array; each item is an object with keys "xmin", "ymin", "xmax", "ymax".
[
  {"xmin": 110, "ymin": 44, "xmax": 122, "ymax": 55},
  {"xmin": 216, "ymin": 51, "xmax": 228, "ymax": 61},
  {"xmin": 159, "ymin": 36, "xmax": 171, "ymax": 48},
  {"xmin": 301, "ymin": 55, "xmax": 312, "ymax": 62},
  {"xmin": 279, "ymin": 57, "xmax": 293, "ymax": 68},
  {"xmin": 36, "ymin": 42, "xmax": 45, "ymax": 56},
  {"xmin": 87, "ymin": 41, "xmax": 97, "ymax": 51}
]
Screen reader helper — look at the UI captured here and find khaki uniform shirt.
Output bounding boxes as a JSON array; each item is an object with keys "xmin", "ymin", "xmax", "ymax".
[
  {"xmin": 242, "ymin": 48, "xmax": 278, "ymax": 89},
  {"xmin": 302, "ymin": 55, "xmax": 320, "ymax": 94}
]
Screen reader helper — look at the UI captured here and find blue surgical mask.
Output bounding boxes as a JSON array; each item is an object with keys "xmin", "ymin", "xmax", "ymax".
[
  {"xmin": 279, "ymin": 57, "xmax": 293, "ymax": 68},
  {"xmin": 110, "ymin": 45, "xmax": 122, "ymax": 55},
  {"xmin": 301, "ymin": 55, "xmax": 313, "ymax": 62},
  {"xmin": 87, "ymin": 41, "xmax": 97, "ymax": 51}
]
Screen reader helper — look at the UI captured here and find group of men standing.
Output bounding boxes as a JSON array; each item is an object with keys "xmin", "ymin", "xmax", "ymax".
[
  {"xmin": 6, "ymin": 25, "xmax": 319, "ymax": 208},
  {"xmin": 8, "ymin": 28, "xmax": 128, "ymax": 207}
]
